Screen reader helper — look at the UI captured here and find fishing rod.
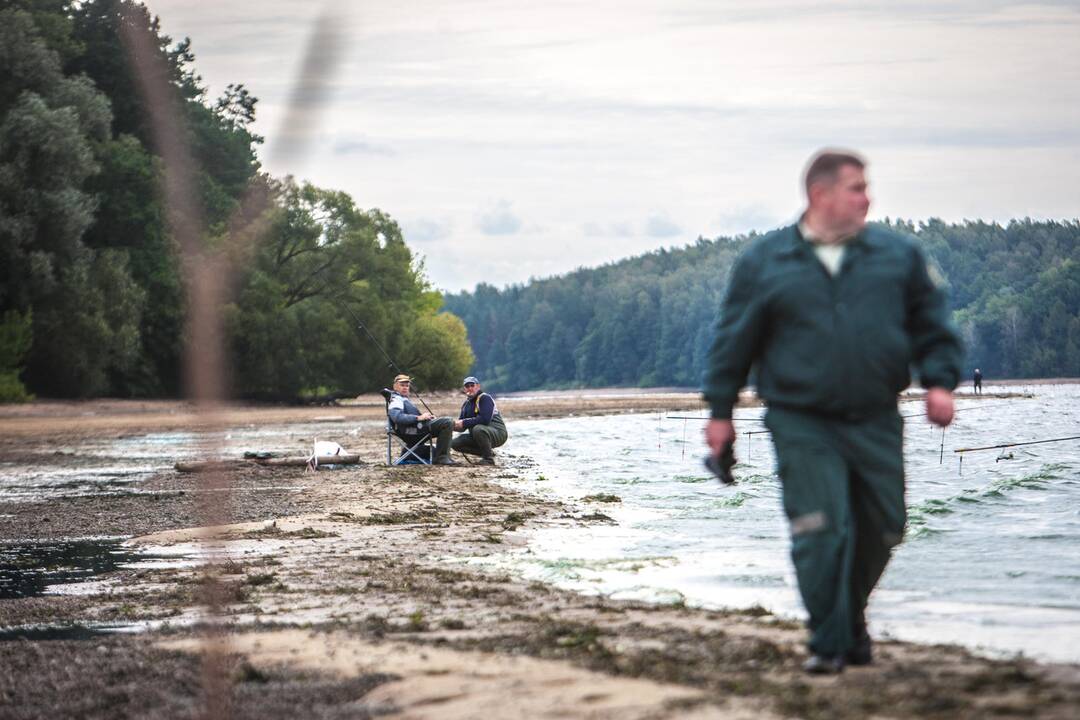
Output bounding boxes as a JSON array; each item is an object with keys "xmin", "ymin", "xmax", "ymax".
[
  {"xmin": 336, "ymin": 298, "xmax": 435, "ymax": 415},
  {"xmin": 671, "ymin": 397, "xmax": 1029, "ymax": 423},
  {"xmin": 955, "ymin": 435, "xmax": 1080, "ymax": 453},
  {"xmin": 901, "ymin": 398, "xmax": 1032, "ymax": 421},
  {"xmin": 953, "ymin": 434, "xmax": 1080, "ymax": 474},
  {"xmin": 667, "ymin": 414, "xmax": 766, "ymax": 422}
]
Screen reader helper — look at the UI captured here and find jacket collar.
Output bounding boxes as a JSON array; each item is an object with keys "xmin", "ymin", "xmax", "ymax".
[{"xmin": 779, "ymin": 222, "xmax": 880, "ymax": 258}]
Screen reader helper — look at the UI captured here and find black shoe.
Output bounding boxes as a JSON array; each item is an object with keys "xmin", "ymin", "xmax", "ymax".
[
  {"xmin": 434, "ymin": 456, "xmax": 457, "ymax": 465},
  {"xmin": 476, "ymin": 457, "xmax": 495, "ymax": 465},
  {"xmin": 846, "ymin": 632, "xmax": 873, "ymax": 666},
  {"xmin": 802, "ymin": 654, "xmax": 845, "ymax": 675}
]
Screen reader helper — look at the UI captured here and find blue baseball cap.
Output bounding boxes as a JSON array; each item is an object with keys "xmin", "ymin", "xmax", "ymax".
[{"xmin": 463, "ymin": 376, "xmax": 480, "ymax": 385}]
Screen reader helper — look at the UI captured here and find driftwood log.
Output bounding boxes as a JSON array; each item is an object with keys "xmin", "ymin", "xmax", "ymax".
[{"xmin": 175, "ymin": 454, "xmax": 363, "ymax": 473}]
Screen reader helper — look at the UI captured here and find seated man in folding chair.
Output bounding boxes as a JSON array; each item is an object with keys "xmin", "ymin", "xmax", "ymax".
[{"xmin": 386, "ymin": 374, "xmax": 456, "ymax": 465}]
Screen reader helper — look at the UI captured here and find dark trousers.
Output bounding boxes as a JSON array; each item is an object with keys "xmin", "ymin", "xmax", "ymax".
[
  {"xmin": 765, "ymin": 406, "xmax": 906, "ymax": 657},
  {"xmin": 451, "ymin": 415, "xmax": 508, "ymax": 458},
  {"xmin": 427, "ymin": 417, "xmax": 454, "ymax": 461}
]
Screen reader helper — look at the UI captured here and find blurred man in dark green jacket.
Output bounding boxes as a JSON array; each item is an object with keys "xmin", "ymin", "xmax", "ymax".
[{"xmin": 703, "ymin": 149, "xmax": 962, "ymax": 674}]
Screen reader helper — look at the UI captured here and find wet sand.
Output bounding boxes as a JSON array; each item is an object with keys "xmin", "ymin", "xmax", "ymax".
[{"xmin": 1, "ymin": 393, "xmax": 1077, "ymax": 719}]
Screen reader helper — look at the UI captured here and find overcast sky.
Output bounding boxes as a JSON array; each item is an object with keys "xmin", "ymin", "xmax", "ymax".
[{"xmin": 147, "ymin": 0, "xmax": 1080, "ymax": 292}]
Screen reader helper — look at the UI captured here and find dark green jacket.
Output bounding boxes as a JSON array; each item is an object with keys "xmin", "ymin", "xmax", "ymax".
[{"xmin": 703, "ymin": 223, "xmax": 962, "ymax": 420}]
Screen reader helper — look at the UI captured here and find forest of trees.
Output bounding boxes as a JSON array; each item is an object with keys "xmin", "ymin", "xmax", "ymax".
[
  {"xmin": 445, "ymin": 219, "xmax": 1080, "ymax": 392},
  {"xmin": 0, "ymin": 0, "xmax": 472, "ymax": 401}
]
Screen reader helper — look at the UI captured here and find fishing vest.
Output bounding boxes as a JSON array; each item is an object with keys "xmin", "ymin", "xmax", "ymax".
[{"xmin": 463, "ymin": 392, "xmax": 500, "ymax": 420}]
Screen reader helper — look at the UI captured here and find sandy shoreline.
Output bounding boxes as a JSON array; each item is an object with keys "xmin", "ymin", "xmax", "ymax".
[{"xmin": 2, "ymin": 393, "xmax": 1078, "ymax": 718}]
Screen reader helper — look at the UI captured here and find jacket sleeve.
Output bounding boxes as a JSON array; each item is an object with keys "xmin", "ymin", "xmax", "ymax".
[
  {"xmin": 906, "ymin": 246, "xmax": 963, "ymax": 390},
  {"xmin": 388, "ymin": 396, "xmax": 418, "ymax": 427},
  {"xmin": 460, "ymin": 395, "xmax": 494, "ymax": 429},
  {"xmin": 702, "ymin": 250, "xmax": 767, "ymax": 419}
]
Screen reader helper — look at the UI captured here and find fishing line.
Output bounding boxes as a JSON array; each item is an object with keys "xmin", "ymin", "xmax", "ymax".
[{"xmin": 337, "ymin": 299, "xmax": 435, "ymax": 414}]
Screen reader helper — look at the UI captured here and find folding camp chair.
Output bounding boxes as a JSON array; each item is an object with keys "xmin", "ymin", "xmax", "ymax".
[{"xmin": 381, "ymin": 388, "xmax": 432, "ymax": 465}]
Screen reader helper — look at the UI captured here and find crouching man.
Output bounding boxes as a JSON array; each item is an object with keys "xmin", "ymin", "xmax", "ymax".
[
  {"xmin": 387, "ymin": 374, "xmax": 456, "ymax": 465},
  {"xmin": 452, "ymin": 376, "xmax": 508, "ymax": 465}
]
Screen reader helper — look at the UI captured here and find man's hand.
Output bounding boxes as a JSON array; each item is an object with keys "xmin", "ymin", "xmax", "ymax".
[
  {"xmin": 417, "ymin": 412, "xmax": 434, "ymax": 422},
  {"xmin": 453, "ymin": 419, "xmax": 464, "ymax": 431},
  {"xmin": 705, "ymin": 419, "xmax": 735, "ymax": 457},
  {"xmin": 925, "ymin": 387, "xmax": 954, "ymax": 427}
]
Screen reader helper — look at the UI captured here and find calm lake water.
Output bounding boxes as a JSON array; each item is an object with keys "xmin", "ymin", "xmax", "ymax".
[{"xmin": 481, "ymin": 384, "xmax": 1080, "ymax": 662}]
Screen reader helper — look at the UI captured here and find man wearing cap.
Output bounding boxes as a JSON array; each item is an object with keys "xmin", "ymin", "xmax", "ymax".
[
  {"xmin": 703, "ymin": 149, "xmax": 962, "ymax": 673},
  {"xmin": 452, "ymin": 376, "xmax": 508, "ymax": 465},
  {"xmin": 387, "ymin": 374, "xmax": 456, "ymax": 465}
]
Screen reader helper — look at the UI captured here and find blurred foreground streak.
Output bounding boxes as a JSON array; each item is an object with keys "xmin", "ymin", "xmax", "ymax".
[{"xmin": 118, "ymin": 4, "xmax": 344, "ymax": 716}]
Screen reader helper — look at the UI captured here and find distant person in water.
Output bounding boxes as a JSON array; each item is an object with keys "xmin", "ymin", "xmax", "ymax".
[
  {"xmin": 973, "ymin": 368, "xmax": 983, "ymax": 395},
  {"xmin": 702, "ymin": 149, "xmax": 963, "ymax": 674},
  {"xmin": 452, "ymin": 376, "xmax": 508, "ymax": 465}
]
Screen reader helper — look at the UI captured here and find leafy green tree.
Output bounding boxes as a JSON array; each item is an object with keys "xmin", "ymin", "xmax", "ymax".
[
  {"xmin": 0, "ymin": 6, "xmax": 144, "ymax": 396},
  {"xmin": 65, "ymin": 0, "xmax": 262, "ymax": 394},
  {"xmin": 226, "ymin": 180, "xmax": 472, "ymax": 399},
  {"xmin": 24, "ymin": 248, "xmax": 144, "ymax": 395},
  {"xmin": 0, "ymin": 309, "xmax": 33, "ymax": 402}
]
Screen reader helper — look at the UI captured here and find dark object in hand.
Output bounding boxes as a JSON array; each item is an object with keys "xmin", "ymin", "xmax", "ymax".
[{"xmin": 704, "ymin": 442, "xmax": 736, "ymax": 484}]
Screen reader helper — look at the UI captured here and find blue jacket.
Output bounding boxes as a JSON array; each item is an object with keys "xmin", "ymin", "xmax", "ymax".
[
  {"xmin": 459, "ymin": 392, "xmax": 500, "ymax": 430},
  {"xmin": 388, "ymin": 392, "xmax": 425, "ymax": 435}
]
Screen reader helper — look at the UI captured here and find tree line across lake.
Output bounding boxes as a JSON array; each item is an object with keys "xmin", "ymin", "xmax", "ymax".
[
  {"xmin": 445, "ymin": 219, "xmax": 1080, "ymax": 392},
  {"xmin": 0, "ymin": 0, "xmax": 473, "ymax": 402}
]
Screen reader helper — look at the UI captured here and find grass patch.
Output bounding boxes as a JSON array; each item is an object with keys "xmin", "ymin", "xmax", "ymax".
[
  {"xmin": 502, "ymin": 511, "xmax": 535, "ymax": 530},
  {"xmin": 329, "ymin": 510, "xmax": 441, "ymax": 525},
  {"xmin": 581, "ymin": 493, "xmax": 621, "ymax": 503},
  {"xmin": 243, "ymin": 572, "xmax": 278, "ymax": 587},
  {"xmin": 241, "ymin": 522, "xmax": 338, "ymax": 539},
  {"xmin": 579, "ymin": 512, "xmax": 615, "ymax": 523}
]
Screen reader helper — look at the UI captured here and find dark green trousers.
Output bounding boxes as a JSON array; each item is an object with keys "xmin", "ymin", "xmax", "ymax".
[
  {"xmin": 427, "ymin": 417, "xmax": 454, "ymax": 461},
  {"xmin": 452, "ymin": 415, "xmax": 508, "ymax": 458},
  {"xmin": 765, "ymin": 406, "xmax": 906, "ymax": 657}
]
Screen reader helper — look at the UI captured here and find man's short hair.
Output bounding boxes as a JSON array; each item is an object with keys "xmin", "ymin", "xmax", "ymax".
[{"xmin": 804, "ymin": 149, "xmax": 866, "ymax": 196}]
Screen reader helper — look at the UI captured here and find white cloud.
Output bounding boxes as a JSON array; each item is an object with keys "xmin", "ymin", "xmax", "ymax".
[
  {"xmin": 476, "ymin": 200, "xmax": 523, "ymax": 236},
  {"xmin": 332, "ymin": 136, "xmax": 395, "ymax": 156},
  {"xmin": 146, "ymin": 0, "xmax": 1080, "ymax": 292},
  {"xmin": 403, "ymin": 218, "xmax": 452, "ymax": 244},
  {"xmin": 644, "ymin": 214, "xmax": 683, "ymax": 238}
]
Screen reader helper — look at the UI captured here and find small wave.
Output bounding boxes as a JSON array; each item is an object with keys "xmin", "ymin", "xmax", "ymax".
[
  {"xmin": 735, "ymin": 473, "xmax": 773, "ymax": 486},
  {"xmin": 905, "ymin": 521, "xmax": 946, "ymax": 540},
  {"xmin": 611, "ymin": 477, "xmax": 650, "ymax": 485},
  {"xmin": 909, "ymin": 498, "xmax": 953, "ymax": 517},
  {"xmin": 533, "ymin": 555, "xmax": 678, "ymax": 578},
  {"xmin": 906, "ymin": 464, "xmax": 1065, "ymax": 531},
  {"xmin": 711, "ymin": 492, "xmax": 751, "ymax": 509}
]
